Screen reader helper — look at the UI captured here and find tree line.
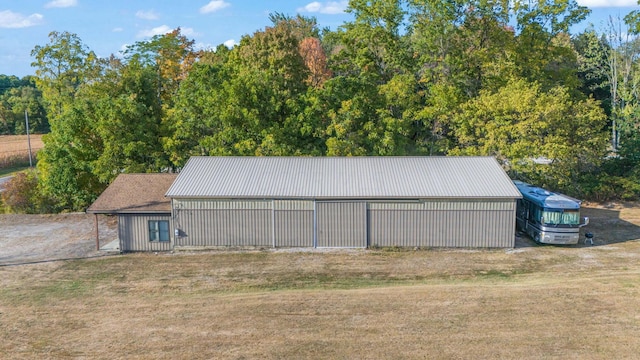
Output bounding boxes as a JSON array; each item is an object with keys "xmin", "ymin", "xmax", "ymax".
[{"xmin": 3, "ymin": 0, "xmax": 640, "ymax": 213}]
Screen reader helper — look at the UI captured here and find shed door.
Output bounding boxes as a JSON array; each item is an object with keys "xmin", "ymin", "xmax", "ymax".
[{"xmin": 316, "ymin": 201, "xmax": 367, "ymax": 247}]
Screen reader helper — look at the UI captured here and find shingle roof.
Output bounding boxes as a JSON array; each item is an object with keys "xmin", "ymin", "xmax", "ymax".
[
  {"xmin": 87, "ymin": 173, "xmax": 177, "ymax": 214},
  {"xmin": 166, "ymin": 156, "xmax": 521, "ymax": 199}
]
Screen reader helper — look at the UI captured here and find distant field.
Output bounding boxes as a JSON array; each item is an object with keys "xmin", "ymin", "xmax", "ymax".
[
  {"xmin": 1, "ymin": 203, "xmax": 640, "ymax": 359},
  {"xmin": 0, "ymin": 134, "xmax": 44, "ymax": 169}
]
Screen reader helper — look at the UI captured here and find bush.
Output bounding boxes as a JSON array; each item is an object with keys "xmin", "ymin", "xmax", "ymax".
[
  {"xmin": 0, "ymin": 169, "xmax": 54, "ymax": 214},
  {"xmin": 577, "ymin": 173, "xmax": 640, "ymax": 202}
]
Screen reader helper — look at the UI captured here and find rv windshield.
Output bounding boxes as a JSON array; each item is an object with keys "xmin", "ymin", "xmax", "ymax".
[{"xmin": 542, "ymin": 209, "xmax": 580, "ymax": 225}]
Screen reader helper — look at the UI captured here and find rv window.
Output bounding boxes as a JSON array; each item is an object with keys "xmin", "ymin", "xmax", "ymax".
[{"xmin": 541, "ymin": 210, "xmax": 580, "ymax": 225}]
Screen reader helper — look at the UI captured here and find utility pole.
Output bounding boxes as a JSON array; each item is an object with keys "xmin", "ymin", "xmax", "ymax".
[{"xmin": 25, "ymin": 110, "xmax": 33, "ymax": 167}]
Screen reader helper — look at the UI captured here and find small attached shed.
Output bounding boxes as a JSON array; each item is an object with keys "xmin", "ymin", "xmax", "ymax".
[
  {"xmin": 166, "ymin": 156, "xmax": 522, "ymax": 248},
  {"xmin": 87, "ymin": 173, "xmax": 177, "ymax": 252}
]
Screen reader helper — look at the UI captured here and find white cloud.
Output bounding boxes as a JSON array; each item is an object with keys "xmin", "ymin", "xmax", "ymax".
[
  {"xmin": 137, "ymin": 25, "xmax": 172, "ymax": 38},
  {"xmin": 112, "ymin": 27, "xmax": 123, "ymax": 32},
  {"xmin": 0, "ymin": 10, "xmax": 44, "ymax": 28},
  {"xmin": 223, "ymin": 39, "xmax": 237, "ymax": 48},
  {"xmin": 45, "ymin": 0, "xmax": 78, "ymax": 9},
  {"xmin": 200, "ymin": 0, "xmax": 230, "ymax": 14},
  {"xmin": 135, "ymin": 10, "xmax": 160, "ymax": 20},
  {"xmin": 180, "ymin": 27, "xmax": 199, "ymax": 37},
  {"xmin": 195, "ymin": 42, "xmax": 214, "ymax": 51},
  {"xmin": 297, "ymin": 1, "xmax": 348, "ymax": 14},
  {"xmin": 577, "ymin": 0, "xmax": 638, "ymax": 7}
]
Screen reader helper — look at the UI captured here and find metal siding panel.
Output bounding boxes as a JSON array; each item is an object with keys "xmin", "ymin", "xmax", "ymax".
[
  {"xmin": 118, "ymin": 215, "xmax": 129, "ymax": 250},
  {"xmin": 272, "ymin": 200, "xmax": 314, "ymax": 247},
  {"xmin": 274, "ymin": 210, "xmax": 314, "ymax": 247},
  {"xmin": 174, "ymin": 201, "xmax": 273, "ymax": 247},
  {"xmin": 316, "ymin": 202, "xmax": 367, "ymax": 247},
  {"xmin": 174, "ymin": 199, "xmax": 272, "ymax": 210},
  {"xmin": 368, "ymin": 200, "xmax": 516, "ymax": 248},
  {"xmin": 274, "ymin": 200, "xmax": 315, "ymax": 211},
  {"xmin": 119, "ymin": 215, "xmax": 173, "ymax": 251}
]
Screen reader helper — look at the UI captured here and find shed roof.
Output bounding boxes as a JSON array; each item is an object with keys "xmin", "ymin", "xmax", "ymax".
[
  {"xmin": 166, "ymin": 156, "xmax": 521, "ymax": 199},
  {"xmin": 87, "ymin": 173, "xmax": 177, "ymax": 214}
]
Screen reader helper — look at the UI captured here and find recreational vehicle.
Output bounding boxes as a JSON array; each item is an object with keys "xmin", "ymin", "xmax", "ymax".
[{"xmin": 514, "ymin": 181, "xmax": 588, "ymax": 245}]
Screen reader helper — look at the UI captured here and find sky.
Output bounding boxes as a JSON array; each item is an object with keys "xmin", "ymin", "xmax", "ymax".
[{"xmin": 1, "ymin": 0, "xmax": 639, "ymax": 77}]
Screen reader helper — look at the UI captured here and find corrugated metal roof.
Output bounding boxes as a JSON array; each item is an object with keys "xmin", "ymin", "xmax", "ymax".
[
  {"xmin": 87, "ymin": 173, "xmax": 177, "ymax": 214},
  {"xmin": 165, "ymin": 156, "xmax": 522, "ymax": 199}
]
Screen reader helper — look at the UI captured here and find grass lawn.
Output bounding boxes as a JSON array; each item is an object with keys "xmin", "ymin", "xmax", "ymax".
[
  {"xmin": 0, "ymin": 164, "xmax": 32, "ymax": 177},
  {"xmin": 1, "ymin": 241, "xmax": 640, "ymax": 359}
]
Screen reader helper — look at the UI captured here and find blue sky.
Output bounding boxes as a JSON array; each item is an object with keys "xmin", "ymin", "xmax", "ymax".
[{"xmin": 1, "ymin": 0, "xmax": 639, "ymax": 77}]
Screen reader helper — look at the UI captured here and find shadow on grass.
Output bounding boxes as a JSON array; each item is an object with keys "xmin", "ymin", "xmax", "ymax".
[{"xmin": 578, "ymin": 206, "xmax": 640, "ymax": 246}]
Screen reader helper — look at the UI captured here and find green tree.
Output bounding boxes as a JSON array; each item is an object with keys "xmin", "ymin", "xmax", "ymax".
[
  {"xmin": 0, "ymin": 75, "xmax": 27, "ymax": 97},
  {"xmin": 320, "ymin": 0, "xmax": 417, "ymax": 155},
  {"xmin": 512, "ymin": 0, "xmax": 589, "ymax": 89},
  {"xmin": 90, "ymin": 58, "xmax": 167, "ymax": 182},
  {"xmin": 31, "ymin": 31, "xmax": 104, "ymax": 211},
  {"xmin": 4, "ymin": 84, "xmax": 48, "ymax": 134},
  {"xmin": 450, "ymin": 78, "xmax": 608, "ymax": 193},
  {"xmin": 31, "ymin": 31, "xmax": 101, "ymax": 120},
  {"xmin": 0, "ymin": 76, "xmax": 47, "ymax": 135},
  {"xmin": 123, "ymin": 28, "xmax": 200, "ymax": 110},
  {"xmin": 164, "ymin": 57, "xmax": 232, "ymax": 166},
  {"xmin": 167, "ymin": 21, "xmax": 324, "ymax": 164},
  {"xmin": 408, "ymin": 0, "xmax": 517, "ymax": 154},
  {"xmin": 573, "ymin": 30, "xmax": 612, "ymax": 113}
]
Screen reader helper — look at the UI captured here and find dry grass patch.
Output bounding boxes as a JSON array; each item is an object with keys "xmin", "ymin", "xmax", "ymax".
[
  {"xmin": 0, "ymin": 134, "xmax": 44, "ymax": 168},
  {"xmin": 2, "ymin": 204, "xmax": 640, "ymax": 359},
  {"xmin": 2, "ymin": 243, "xmax": 640, "ymax": 359}
]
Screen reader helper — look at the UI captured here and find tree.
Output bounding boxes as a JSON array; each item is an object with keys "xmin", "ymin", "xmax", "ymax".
[
  {"xmin": 573, "ymin": 30, "xmax": 612, "ymax": 113},
  {"xmin": 91, "ymin": 58, "xmax": 167, "ymax": 182},
  {"xmin": 319, "ymin": 0, "xmax": 418, "ymax": 155},
  {"xmin": 167, "ymin": 21, "xmax": 324, "ymax": 163},
  {"xmin": 512, "ymin": 0, "xmax": 589, "ymax": 89},
  {"xmin": 0, "ymin": 75, "xmax": 25, "ymax": 95},
  {"xmin": 0, "ymin": 76, "xmax": 47, "ymax": 135},
  {"xmin": 450, "ymin": 78, "xmax": 608, "ymax": 193},
  {"xmin": 4, "ymin": 84, "xmax": 48, "ymax": 134},
  {"xmin": 123, "ymin": 28, "xmax": 200, "ymax": 110},
  {"xmin": 31, "ymin": 31, "xmax": 101, "ymax": 120},
  {"xmin": 407, "ymin": 0, "xmax": 517, "ymax": 154},
  {"xmin": 299, "ymin": 37, "xmax": 332, "ymax": 87},
  {"xmin": 31, "ymin": 32, "xmax": 105, "ymax": 211}
]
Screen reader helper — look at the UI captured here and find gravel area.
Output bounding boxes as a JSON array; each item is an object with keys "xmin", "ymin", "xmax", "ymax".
[{"xmin": 0, "ymin": 213, "xmax": 118, "ymax": 266}]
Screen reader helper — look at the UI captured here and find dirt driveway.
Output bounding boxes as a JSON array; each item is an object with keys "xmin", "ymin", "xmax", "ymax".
[{"xmin": 0, "ymin": 213, "xmax": 117, "ymax": 266}]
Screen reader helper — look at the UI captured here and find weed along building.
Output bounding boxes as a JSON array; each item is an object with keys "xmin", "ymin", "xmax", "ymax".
[{"xmin": 164, "ymin": 156, "xmax": 522, "ymax": 249}]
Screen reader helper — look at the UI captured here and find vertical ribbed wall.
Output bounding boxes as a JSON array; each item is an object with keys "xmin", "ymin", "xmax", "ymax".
[
  {"xmin": 173, "ymin": 200, "xmax": 272, "ymax": 247},
  {"xmin": 118, "ymin": 214, "xmax": 173, "ymax": 252},
  {"xmin": 274, "ymin": 200, "xmax": 314, "ymax": 247},
  {"xmin": 176, "ymin": 209, "xmax": 272, "ymax": 247},
  {"xmin": 170, "ymin": 199, "xmax": 516, "ymax": 248},
  {"xmin": 368, "ymin": 201, "xmax": 516, "ymax": 248},
  {"xmin": 316, "ymin": 201, "xmax": 367, "ymax": 247}
]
